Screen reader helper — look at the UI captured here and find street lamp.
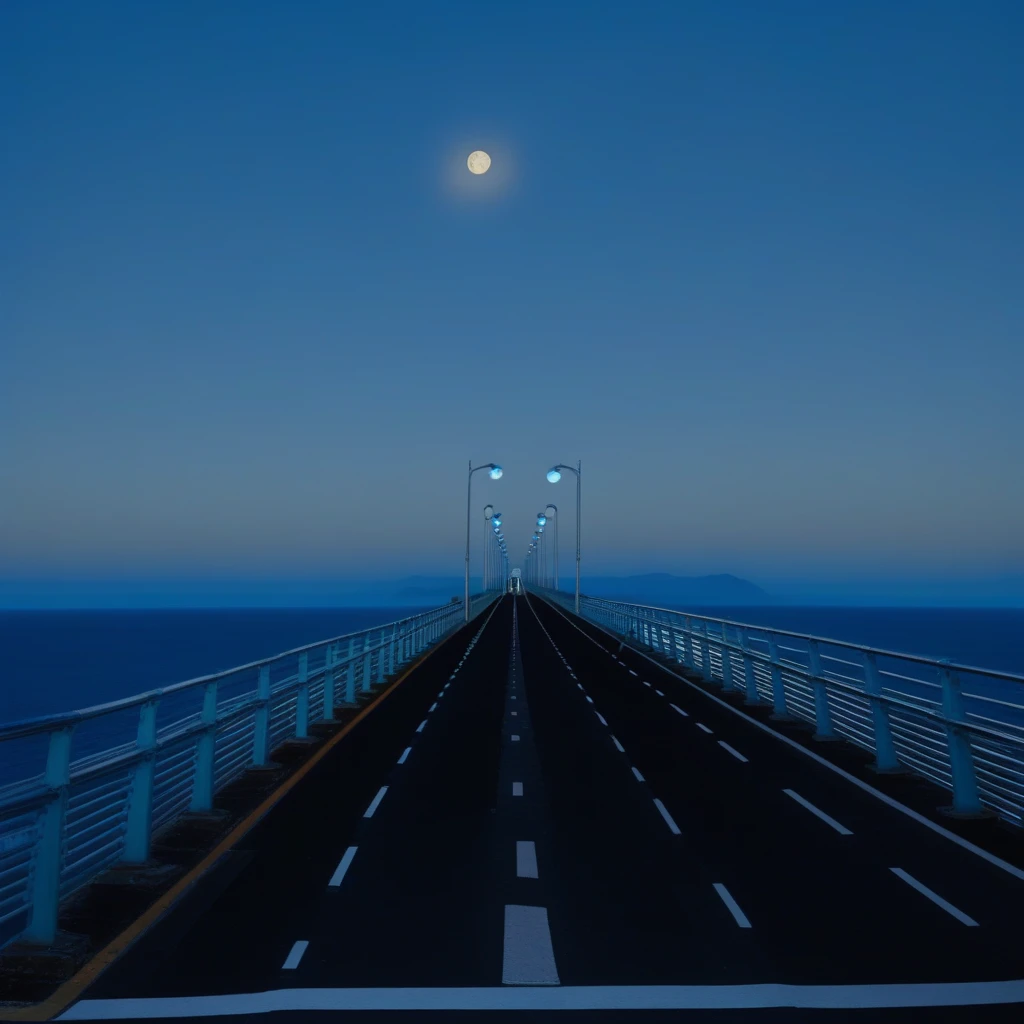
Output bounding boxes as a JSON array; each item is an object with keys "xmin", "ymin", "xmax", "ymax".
[
  {"xmin": 547, "ymin": 461, "xmax": 581, "ymax": 613},
  {"xmin": 466, "ymin": 461, "xmax": 502, "ymax": 621},
  {"xmin": 545, "ymin": 504, "xmax": 558, "ymax": 590}
]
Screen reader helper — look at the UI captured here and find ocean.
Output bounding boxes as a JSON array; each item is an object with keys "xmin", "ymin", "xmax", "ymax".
[{"xmin": 1, "ymin": 604, "xmax": 1022, "ymax": 785}]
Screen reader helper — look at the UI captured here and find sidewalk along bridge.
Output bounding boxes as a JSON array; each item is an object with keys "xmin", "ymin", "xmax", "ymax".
[{"xmin": 0, "ymin": 591, "xmax": 1022, "ymax": 1022}]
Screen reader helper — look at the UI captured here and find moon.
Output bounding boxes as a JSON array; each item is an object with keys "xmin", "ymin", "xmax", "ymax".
[{"xmin": 467, "ymin": 150, "xmax": 491, "ymax": 175}]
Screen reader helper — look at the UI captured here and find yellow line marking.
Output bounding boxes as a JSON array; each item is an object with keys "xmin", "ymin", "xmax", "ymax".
[{"xmin": 0, "ymin": 626, "xmax": 467, "ymax": 1022}]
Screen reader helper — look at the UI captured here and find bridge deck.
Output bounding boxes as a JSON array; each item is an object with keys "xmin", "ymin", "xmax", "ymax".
[{"xmin": 54, "ymin": 595, "xmax": 1024, "ymax": 1022}]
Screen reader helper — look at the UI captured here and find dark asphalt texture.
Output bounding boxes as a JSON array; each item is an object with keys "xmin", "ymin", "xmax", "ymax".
[{"xmin": 61, "ymin": 594, "xmax": 1024, "ymax": 1024}]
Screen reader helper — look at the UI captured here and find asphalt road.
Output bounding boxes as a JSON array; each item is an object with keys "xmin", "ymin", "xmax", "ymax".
[{"xmin": 57, "ymin": 594, "xmax": 1024, "ymax": 1024}]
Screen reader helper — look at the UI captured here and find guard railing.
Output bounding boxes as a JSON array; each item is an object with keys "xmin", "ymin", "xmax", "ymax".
[
  {"xmin": 0, "ymin": 592, "xmax": 499, "ymax": 949},
  {"xmin": 536, "ymin": 589, "xmax": 1024, "ymax": 831}
]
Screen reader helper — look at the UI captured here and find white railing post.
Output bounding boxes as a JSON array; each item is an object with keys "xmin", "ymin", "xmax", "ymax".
[
  {"xmin": 862, "ymin": 651, "xmax": 899, "ymax": 772},
  {"xmin": 939, "ymin": 663, "xmax": 983, "ymax": 815},
  {"xmin": 253, "ymin": 664, "xmax": 272, "ymax": 766},
  {"xmin": 24, "ymin": 726, "xmax": 73, "ymax": 944},
  {"xmin": 682, "ymin": 617, "xmax": 695, "ymax": 670},
  {"xmin": 700, "ymin": 621, "xmax": 713, "ymax": 683},
  {"xmin": 741, "ymin": 630, "xmax": 762, "ymax": 704},
  {"xmin": 668, "ymin": 615, "xmax": 680, "ymax": 663},
  {"xmin": 361, "ymin": 639, "xmax": 372, "ymax": 692},
  {"xmin": 323, "ymin": 645, "xmax": 336, "ymax": 721},
  {"xmin": 721, "ymin": 623, "xmax": 735, "ymax": 690},
  {"xmin": 190, "ymin": 682, "xmax": 218, "ymax": 812},
  {"xmin": 295, "ymin": 652, "xmax": 309, "ymax": 739},
  {"xmin": 808, "ymin": 640, "xmax": 836, "ymax": 740},
  {"xmin": 344, "ymin": 647, "xmax": 356, "ymax": 705},
  {"xmin": 123, "ymin": 699, "xmax": 159, "ymax": 864},
  {"xmin": 768, "ymin": 635, "xmax": 789, "ymax": 718}
]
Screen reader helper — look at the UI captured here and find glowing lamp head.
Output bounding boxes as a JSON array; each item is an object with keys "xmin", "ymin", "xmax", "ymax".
[
  {"xmin": 537, "ymin": 515, "xmax": 547, "ymax": 526},
  {"xmin": 489, "ymin": 465, "xmax": 503, "ymax": 480},
  {"xmin": 546, "ymin": 468, "xmax": 561, "ymax": 483}
]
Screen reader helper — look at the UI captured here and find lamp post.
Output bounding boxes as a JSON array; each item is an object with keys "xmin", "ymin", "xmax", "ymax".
[
  {"xmin": 544, "ymin": 505, "xmax": 558, "ymax": 590},
  {"xmin": 467, "ymin": 461, "xmax": 502, "ymax": 622},
  {"xmin": 483, "ymin": 506, "xmax": 494, "ymax": 591},
  {"xmin": 547, "ymin": 461, "xmax": 581, "ymax": 613}
]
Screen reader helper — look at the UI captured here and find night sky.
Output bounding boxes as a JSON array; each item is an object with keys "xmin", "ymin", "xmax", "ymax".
[{"xmin": 2, "ymin": 1, "xmax": 1021, "ymax": 606}]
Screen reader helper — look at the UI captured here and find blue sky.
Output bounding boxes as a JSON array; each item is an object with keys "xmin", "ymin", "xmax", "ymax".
[{"xmin": 2, "ymin": 1, "xmax": 1022, "ymax": 606}]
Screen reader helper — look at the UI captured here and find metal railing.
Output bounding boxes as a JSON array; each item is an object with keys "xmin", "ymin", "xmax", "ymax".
[
  {"xmin": 537, "ymin": 589, "xmax": 1024, "ymax": 831},
  {"xmin": 0, "ymin": 592, "xmax": 499, "ymax": 949}
]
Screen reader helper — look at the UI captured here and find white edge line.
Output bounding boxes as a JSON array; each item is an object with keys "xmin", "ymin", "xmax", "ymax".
[
  {"xmin": 890, "ymin": 868, "xmax": 978, "ymax": 926},
  {"xmin": 56, "ymin": 979, "xmax": 1024, "ymax": 1016},
  {"xmin": 632, "ymin": 766, "xmax": 645, "ymax": 782},
  {"xmin": 328, "ymin": 847, "xmax": 357, "ymax": 887},
  {"xmin": 397, "ymin": 747, "xmax": 411, "ymax": 764},
  {"xmin": 533, "ymin": 597, "xmax": 1024, "ymax": 884}
]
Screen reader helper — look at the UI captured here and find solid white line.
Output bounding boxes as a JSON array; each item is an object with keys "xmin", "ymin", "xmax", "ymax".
[
  {"xmin": 363, "ymin": 786, "xmax": 388, "ymax": 818},
  {"xmin": 511, "ymin": 735, "xmax": 520, "ymax": 742},
  {"xmin": 513, "ymin": 782, "xmax": 524, "ymax": 796},
  {"xmin": 653, "ymin": 798, "xmax": 681, "ymax": 835},
  {"xmin": 416, "ymin": 720, "xmax": 427, "ymax": 733},
  {"xmin": 629, "ymin": 669, "xmax": 638, "ymax": 676},
  {"xmin": 718, "ymin": 741, "xmax": 749, "ymax": 763},
  {"xmin": 56, "ymin": 978, "xmax": 1024, "ymax": 1017},
  {"xmin": 516, "ymin": 841, "xmax": 539, "ymax": 878},
  {"xmin": 784, "ymin": 789, "xmax": 852, "ymax": 835},
  {"xmin": 502, "ymin": 905, "xmax": 560, "ymax": 986},
  {"xmin": 535, "ymin": 597, "xmax": 1024, "ymax": 885},
  {"xmin": 631, "ymin": 766, "xmax": 645, "ymax": 782},
  {"xmin": 429, "ymin": 703, "xmax": 437, "ymax": 712},
  {"xmin": 696, "ymin": 723, "xmax": 713, "ymax": 734},
  {"xmin": 328, "ymin": 847, "xmax": 358, "ymax": 887},
  {"xmin": 713, "ymin": 883, "xmax": 752, "ymax": 928},
  {"xmin": 595, "ymin": 712, "xmax": 608, "ymax": 726},
  {"xmin": 670, "ymin": 703, "xmax": 688, "ymax": 717},
  {"xmin": 611, "ymin": 736, "xmax": 625, "ymax": 753},
  {"xmin": 890, "ymin": 868, "xmax": 978, "ymax": 926},
  {"xmin": 281, "ymin": 940, "xmax": 309, "ymax": 970},
  {"xmin": 397, "ymin": 747, "xmax": 412, "ymax": 764}
]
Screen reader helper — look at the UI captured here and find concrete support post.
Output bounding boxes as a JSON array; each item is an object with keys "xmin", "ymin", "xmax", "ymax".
[
  {"xmin": 24, "ymin": 726, "xmax": 73, "ymax": 943},
  {"xmin": 808, "ymin": 641, "xmax": 835, "ymax": 740},
  {"xmin": 768, "ymin": 635, "xmax": 789, "ymax": 718},
  {"xmin": 253, "ymin": 664, "xmax": 272, "ymax": 766},
  {"xmin": 940, "ymin": 663, "xmax": 983, "ymax": 815},
  {"xmin": 123, "ymin": 699, "xmax": 159, "ymax": 864},
  {"xmin": 862, "ymin": 651, "xmax": 899, "ymax": 771},
  {"xmin": 190, "ymin": 681, "xmax": 218, "ymax": 811}
]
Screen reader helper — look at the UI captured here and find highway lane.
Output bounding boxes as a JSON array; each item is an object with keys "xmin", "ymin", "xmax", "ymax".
[
  {"xmin": 527, "ymin": 594, "xmax": 1024, "ymax": 986},
  {"xmin": 82, "ymin": 599, "xmax": 512, "ymax": 999},
  {"xmin": 55, "ymin": 592, "xmax": 1024, "ymax": 1023}
]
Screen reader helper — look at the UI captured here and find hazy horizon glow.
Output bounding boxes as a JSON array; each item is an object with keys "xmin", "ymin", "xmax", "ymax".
[{"xmin": 2, "ymin": 2, "xmax": 1022, "ymax": 607}]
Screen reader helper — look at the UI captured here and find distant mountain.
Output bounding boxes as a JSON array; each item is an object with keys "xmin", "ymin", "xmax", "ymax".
[{"xmin": 582, "ymin": 573, "xmax": 771, "ymax": 607}]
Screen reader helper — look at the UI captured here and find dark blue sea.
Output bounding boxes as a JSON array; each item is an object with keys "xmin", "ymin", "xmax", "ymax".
[{"xmin": 1, "ymin": 605, "xmax": 1022, "ymax": 787}]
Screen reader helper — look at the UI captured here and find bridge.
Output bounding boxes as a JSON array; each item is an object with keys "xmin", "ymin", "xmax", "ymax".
[{"xmin": 1, "ymin": 589, "xmax": 1024, "ymax": 1022}]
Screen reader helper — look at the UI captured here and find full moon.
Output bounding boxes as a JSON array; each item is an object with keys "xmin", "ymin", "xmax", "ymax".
[{"xmin": 467, "ymin": 150, "xmax": 491, "ymax": 175}]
